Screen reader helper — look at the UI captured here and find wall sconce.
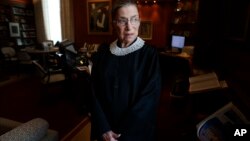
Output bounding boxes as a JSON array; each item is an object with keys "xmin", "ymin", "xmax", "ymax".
[{"xmin": 137, "ymin": 0, "xmax": 158, "ymax": 5}]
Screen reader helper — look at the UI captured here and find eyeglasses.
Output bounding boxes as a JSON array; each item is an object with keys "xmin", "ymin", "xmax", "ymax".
[{"xmin": 114, "ymin": 17, "xmax": 140, "ymax": 26}]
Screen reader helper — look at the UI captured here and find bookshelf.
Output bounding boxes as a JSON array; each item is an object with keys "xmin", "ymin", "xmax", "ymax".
[
  {"xmin": 0, "ymin": 3, "xmax": 36, "ymax": 49},
  {"xmin": 170, "ymin": 0, "xmax": 199, "ymax": 45}
]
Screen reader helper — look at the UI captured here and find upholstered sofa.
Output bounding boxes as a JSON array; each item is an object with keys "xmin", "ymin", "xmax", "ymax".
[{"xmin": 0, "ymin": 117, "xmax": 58, "ymax": 141}]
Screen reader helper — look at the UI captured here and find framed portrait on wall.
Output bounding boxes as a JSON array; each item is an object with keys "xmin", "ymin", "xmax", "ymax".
[
  {"xmin": 139, "ymin": 21, "xmax": 153, "ymax": 40},
  {"xmin": 87, "ymin": 0, "xmax": 112, "ymax": 35},
  {"xmin": 9, "ymin": 22, "xmax": 20, "ymax": 37}
]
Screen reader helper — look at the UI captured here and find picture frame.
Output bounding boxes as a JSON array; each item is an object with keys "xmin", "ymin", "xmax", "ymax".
[
  {"xmin": 9, "ymin": 22, "xmax": 20, "ymax": 37},
  {"xmin": 42, "ymin": 40, "xmax": 54, "ymax": 49},
  {"xmin": 87, "ymin": 0, "xmax": 112, "ymax": 35},
  {"xmin": 12, "ymin": 7, "xmax": 25, "ymax": 15},
  {"xmin": 139, "ymin": 21, "xmax": 153, "ymax": 40}
]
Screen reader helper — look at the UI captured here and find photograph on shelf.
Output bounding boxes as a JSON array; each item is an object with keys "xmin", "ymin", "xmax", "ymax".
[
  {"xmin": 9, "ymin": 22, "xmax": 20, "ymax": 37},
  {"xmin": 13, "ymin": 16, "xmax": 26, "ymax": 23},
  {"xmin": 42, "ymin": 40, "xmax": 54, "ymax": 48},
  {"xmin": 139, "ymin": 21, "xmax": 153, "ymax": 40},
  {"xmin": 16, "ymin": 38, "xmax": 23, "ymax": 46},
  {"xmin": 12, "ymin": 7, "xmax": 25, "ymax": 15},
  {"xmin": 13, "ymin": 16, "xmax": 20, "ymax": 22},
  {"xmin": 87, "ymin": 0, "xmax": 112, "ymax": 35}
]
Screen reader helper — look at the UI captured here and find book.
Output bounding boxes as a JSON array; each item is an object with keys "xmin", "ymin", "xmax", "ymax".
[
  {"xmin": 196, "ymin": 102, "xmax": 250, "ymax": 141},
  {"xmin": 189, "ymin": 72, "xmax": 227, "ymax": 94}
]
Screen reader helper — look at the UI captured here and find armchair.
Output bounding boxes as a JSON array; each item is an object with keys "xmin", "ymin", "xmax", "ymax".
[
  {"xmin": 32, "ymin": 60, "xmax": 66, "ymax": 85},
  {"xmin": 0, "ymin": 117, "xmax": 58, "ymax": 141},
  {"xmin": 32, "ymin": 60, "xmax": 66, "ymax": 99},
  {"xmin": 1, "ymin": 46, "xmax": 32, "ymax": 74}
]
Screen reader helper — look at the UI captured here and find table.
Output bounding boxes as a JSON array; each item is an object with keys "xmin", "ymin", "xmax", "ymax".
[
  {"xmin": 24, "ymin": 47, "xmax": 59, "ymax": 54},
  {"xmin": 24, "ymin": 47, "xmax": 59, "ymax": 68}
]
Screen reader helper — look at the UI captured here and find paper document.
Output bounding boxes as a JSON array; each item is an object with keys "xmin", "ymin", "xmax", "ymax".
[
  {"xmin": 189, "ymin": 72, "xmax": 224, "ymax": 94},
  {"xmin": 196, "ymin": 102, "xmax": 250, "ymax": 141}
]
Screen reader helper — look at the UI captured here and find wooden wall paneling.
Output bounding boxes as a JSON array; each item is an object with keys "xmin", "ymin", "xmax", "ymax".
[
  {"xmin": 73, "ymin": 0, "xmax": 173, "ymax": 49},
  {"xmin": 0, "ymin": 0, "xmax": 33, "ymax": 6},
  {"xmin": 73, "ymin": 0, "xmax": 115, "ymax": 49}
]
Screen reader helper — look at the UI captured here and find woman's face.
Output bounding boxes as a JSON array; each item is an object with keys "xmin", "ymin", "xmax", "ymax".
[{"xmin": 113, "ymin": 4, "xmax": 140, "ymax": 47}]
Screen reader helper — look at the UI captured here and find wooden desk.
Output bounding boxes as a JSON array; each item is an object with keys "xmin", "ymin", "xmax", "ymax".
[
  {"xmin": 160, "ymin": 51, "xmax": 192, "ymax": 62},
  {"xmin": 160, "ymin": 51, "xmax": 193, "ymax": 75}
]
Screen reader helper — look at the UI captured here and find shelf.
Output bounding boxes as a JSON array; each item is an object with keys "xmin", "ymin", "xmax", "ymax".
[
  {"xmin": 21, "ymin": 23, "xmax": 35, "ymax": 30},
  {"xmin": 170, "ymin": 0, "xmax": 199, "ymax": 45},
  {"xmin": 0, "ymin": 3, "xmax": 36, "ymax": 48}
]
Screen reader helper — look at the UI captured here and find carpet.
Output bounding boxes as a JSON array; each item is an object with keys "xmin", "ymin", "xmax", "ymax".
[
  {"xmin": 0, "ymin": 73, "xmax": 89, "ymax": 140},
  {"xmin": 0, "ymin": 75, "xmax": 27, "ymax": 87},
  {"xmin": 0, "ymin": 75, "xmax": 9, "ymax": 83},
  {"xmin": 0, "ymin": 76, "xmax": 9, "ymax": 83}
]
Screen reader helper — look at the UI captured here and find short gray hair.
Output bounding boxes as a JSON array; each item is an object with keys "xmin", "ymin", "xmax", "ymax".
[{"xmin": 112, "ymin": 0, "xmax": 138, "ymax": 20}]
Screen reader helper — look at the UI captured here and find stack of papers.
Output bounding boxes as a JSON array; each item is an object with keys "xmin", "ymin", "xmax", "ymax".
[{"xmin": 189, "ymin": 72, "xmax": 227, "ymax": 94}]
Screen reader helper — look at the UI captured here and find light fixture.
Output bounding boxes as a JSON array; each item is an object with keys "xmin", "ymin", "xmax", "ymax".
[{"xmin": 137, "ymin": 0, "xmax": 158, "ymax": 5}]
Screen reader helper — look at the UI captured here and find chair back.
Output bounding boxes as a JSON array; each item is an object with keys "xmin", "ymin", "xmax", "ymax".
[
  {"xmin": 32, "ymin": 60, "xmax": 66, "ymax": 84},
  {"xmin": 32, "ymin": 60, "xmax": 48, "ymax": 81},
  {"xmin": 32, "ymin": 60, "xmax": 47, "ymax": 73},
  {"xmin": 1, "ymin": 47, "xmax": 16, "ymax": 57},
  {"xmin": 1, "ymin": 47, "xmax": 18, "ymax": 61}
]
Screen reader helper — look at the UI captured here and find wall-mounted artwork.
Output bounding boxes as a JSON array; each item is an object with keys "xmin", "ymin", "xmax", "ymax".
[
  {"xmin": 9, "ymin": 22, "xmax": 20, "ymax": 37},
  {"xmin": 87, "ymin": 0, "xmax": 112, "ymax": 35},
  {"xmin": 139, "ymin": 21, "xmax": 153, "ymax": 40}
]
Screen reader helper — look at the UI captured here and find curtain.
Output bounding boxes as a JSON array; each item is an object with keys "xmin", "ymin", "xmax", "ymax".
[
  {"xmin": 33, "ymin": 0, "xmax": 47, "ymax": 43},
  {"xmin": 33, "ymin": 0, "xmax": 65, "ymax": 43},
  {"xmin": 60, "ymin": 0, "xmax": 75, "ymax": 42}
]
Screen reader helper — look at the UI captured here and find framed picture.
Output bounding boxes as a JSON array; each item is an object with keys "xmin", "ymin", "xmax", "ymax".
[
  {"xmin": 12, "ymin": 7, "xmax": 25, "ymax": 15},
  {"xmin": 87, "ymin": 0, "xmax": 112, "ymax": 35},
  {"xmin": 42, "ymin": 40, "xmax": 54, "ymax": 49},
  {"xmin": 139, "ymin": 21, "xmax": 153, "ymax": 40},
  {"xmin": 9, "ymin": 22, "xmax": 20, "ymax": 37}
]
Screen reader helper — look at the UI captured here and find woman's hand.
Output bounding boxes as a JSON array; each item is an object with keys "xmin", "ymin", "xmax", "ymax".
[{"xmin": 102, "ymin": 131, "xmax": 121, "ymax": 141}]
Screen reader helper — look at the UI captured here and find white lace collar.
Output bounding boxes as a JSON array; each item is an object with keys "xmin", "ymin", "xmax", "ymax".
[{"xmin": 109, "ymin": 37, "xmax": 145, "ymax": 56}]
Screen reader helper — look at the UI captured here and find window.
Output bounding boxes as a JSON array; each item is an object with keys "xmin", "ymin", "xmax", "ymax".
[{"xmin": 42, "ymin": 0, "xmax": 62, "ymax": 43}]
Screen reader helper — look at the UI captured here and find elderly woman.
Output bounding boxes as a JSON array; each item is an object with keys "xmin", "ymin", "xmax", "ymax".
[{"xmin": 90, "ymin": 0, "xmax": 161, "ymax": 141}]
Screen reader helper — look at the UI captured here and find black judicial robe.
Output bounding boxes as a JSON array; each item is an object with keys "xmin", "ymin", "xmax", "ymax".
[{"xmin": 90, "ymin": 43, "xmax": 161, "ymax": 141}]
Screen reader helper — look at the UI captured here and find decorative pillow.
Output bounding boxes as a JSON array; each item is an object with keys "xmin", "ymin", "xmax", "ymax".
[{"xmin": 0, "ymin": 118, "xmax": 49, "ymax": 141}]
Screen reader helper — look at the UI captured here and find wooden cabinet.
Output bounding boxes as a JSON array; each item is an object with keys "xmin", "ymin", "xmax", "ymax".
[
  {"xmin": 0, "ymin": 3, "xmax": 36, "ymax": 49},
  {"xmin": 170, "ymin": 0, "xmax": 199, "ymax": 45}
]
